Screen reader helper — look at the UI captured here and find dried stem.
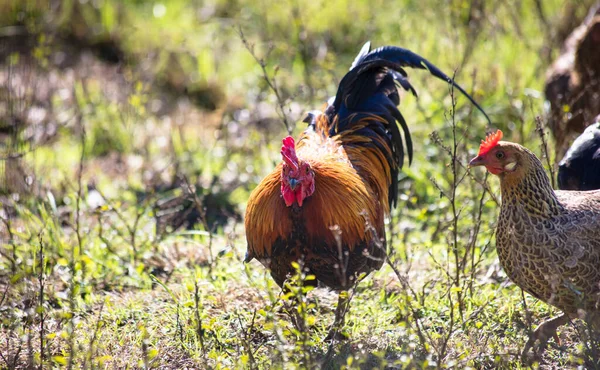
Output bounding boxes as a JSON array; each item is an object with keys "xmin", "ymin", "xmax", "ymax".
[
  {"xmin": 37, "ymin": 232, "xmax": 45, "ymax": 369},
  {"xmin": 236, "ymin": 26, "xmax": 294, "ymax": 134},
  {"xmin": 535, "ymin": 116, "xmax": 556, "ymax": 189}
]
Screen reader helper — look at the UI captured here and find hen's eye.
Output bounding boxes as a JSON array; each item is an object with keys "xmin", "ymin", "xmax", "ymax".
[
  {"xmin": 496, "ymin": 151, "xmax": 505, "ymax": 159},
  {"xmin": 305, "ymin": 167, "xmax": 310, "ymax": 174}
]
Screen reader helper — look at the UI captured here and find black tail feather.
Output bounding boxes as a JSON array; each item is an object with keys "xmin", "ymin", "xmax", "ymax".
[
  {"xmin": 351, "ymin": 45, "xmax": 491, "ymax": 124},
  {"xmin": 328, "ymin": 42, "xmax": 489, "ymax": 208},
  {"xmin": 349, "ymin": 41, "xmax": 372, "ymax": 70}
]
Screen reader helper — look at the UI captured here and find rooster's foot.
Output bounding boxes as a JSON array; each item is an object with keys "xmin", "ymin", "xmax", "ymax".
[{"xmin": 324, "ymin": 293, "xmax": 351, "ymax": 342}]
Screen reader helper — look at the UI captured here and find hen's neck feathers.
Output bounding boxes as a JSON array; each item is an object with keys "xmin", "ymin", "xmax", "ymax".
[{"xmin": 499, "ymin": 148, "xmax": 564, "ymax": 218}]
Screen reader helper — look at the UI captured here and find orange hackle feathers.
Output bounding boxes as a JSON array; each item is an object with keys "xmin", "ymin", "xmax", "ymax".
[{"xmin": 478, "ymin": 130, "xmax": 503, "ymax": 156}]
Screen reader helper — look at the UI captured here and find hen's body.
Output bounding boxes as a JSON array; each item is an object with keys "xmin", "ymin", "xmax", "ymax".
[
  {"xmin": 496, "ymin": 159, "xmax": 600, "ymax": 314},
  {"xmin": 470, "ymin": 135, "xmax": 600, "ymax": 354}
]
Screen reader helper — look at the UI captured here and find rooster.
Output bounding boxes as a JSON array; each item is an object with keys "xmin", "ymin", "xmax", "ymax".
[
  {"xmin": 245, "ymin": 42, "xmax": 490, "ymax": 334},
  {"xmin": 469, "ymin": 130, "xmax": 600, "ymax": 357}
]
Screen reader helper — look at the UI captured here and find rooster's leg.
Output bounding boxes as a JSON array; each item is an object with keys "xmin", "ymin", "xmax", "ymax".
[
  {"xmin": 521, "ymin": 313, "xmax": 569, "ymax": 360},
  {"xmin": 324, "ymin": 293, "xmax": 350, "ymax": 342},
  {"xmin": 283, "ymin": 298, "xmax": 307, "ymax": 333}
]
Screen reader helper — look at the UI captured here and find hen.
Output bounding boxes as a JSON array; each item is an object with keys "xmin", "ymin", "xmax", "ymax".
[
  {"xmin": 558, "ymin": 116, "xmax": 600, "ymax": 190},
  {"xmin": 245, "ymin": 42, "xmax": 490, "ymax": 333},
  {"xmin": 469, "ymin": 130, "xmax": 600, "ymax": 356}
]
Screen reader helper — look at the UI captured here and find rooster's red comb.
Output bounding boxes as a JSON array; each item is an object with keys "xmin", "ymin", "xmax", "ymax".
[
  {"xmin": 478, "ymin": 130, "xmax": 503, "ymax": 156},
  {"xmin": 281, "ymin": 136, "xmax": 298, "ymax": 169}
]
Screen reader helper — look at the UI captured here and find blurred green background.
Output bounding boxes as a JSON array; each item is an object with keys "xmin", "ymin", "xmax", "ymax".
[{"xmin": 1, "ymin": 0, "xmax": 599, "ymax": 368}]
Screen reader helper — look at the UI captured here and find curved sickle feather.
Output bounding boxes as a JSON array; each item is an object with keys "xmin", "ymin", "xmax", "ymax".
[
  {"xmin": 338, "ymin": 45, "xmax": 491, "ymax": 125},
  {"xmin": 383, "ymin": 99, "xmax": 413, "ymax": 166},
  {"xmin": 327, "ymin": 43, "xmax": 489, "ymax": 208},
  {"xmin": 391, "ymin": 70, "xmax": 418, "ymax": 98},
  {"xmin": 349, "ymin": 41, "xmax": 372, "ymax": 70}
]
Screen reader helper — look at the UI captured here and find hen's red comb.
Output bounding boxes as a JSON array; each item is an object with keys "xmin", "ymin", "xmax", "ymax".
[
  {"xmin": 281, "ymin": 136, "xmax": 298, "ymax": 169},
  {"xmin": 478, "ymin": 130, "xmax": 503, "ymax": 156}
]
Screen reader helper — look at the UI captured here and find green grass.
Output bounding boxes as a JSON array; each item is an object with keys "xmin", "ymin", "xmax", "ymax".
[{"xmin": 1, "ymin": 0, "xmax": 599, "ymax": 368}]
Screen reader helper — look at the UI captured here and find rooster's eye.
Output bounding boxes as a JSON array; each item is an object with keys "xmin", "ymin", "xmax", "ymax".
[{"xmin": 496, "ymin": 151, "xmax": 505, "ymax": 159}]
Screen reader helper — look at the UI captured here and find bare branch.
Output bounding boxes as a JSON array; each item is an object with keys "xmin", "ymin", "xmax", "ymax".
[{"xmin": 236, "ymin": 26, "xmax": 294, "ymax": 134}]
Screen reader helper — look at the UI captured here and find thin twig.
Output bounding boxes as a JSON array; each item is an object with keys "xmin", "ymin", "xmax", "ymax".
[
  {"xmin": 236, "ymin": 26, "xmax": 294, "ymax": 134},
  {"xmin": 82, "ymin": 299, "xmax": 106, "ymax": 370},
  {"xmin": 535, "ymin": 116, "xmax": 556, "ymax": 188},
  {"xmin": 37, "ymin": 231, "xmax": 45, "ymax": 370}
]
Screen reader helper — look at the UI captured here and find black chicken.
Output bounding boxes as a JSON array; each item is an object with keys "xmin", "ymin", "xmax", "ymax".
[{"xmin": 558, "ymin": 117, "xmax": 600, "ymax": 190}]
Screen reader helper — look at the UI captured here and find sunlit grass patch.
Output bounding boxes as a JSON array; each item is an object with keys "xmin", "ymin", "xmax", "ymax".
[{"xmin": 2, "ymin": 0, "xmax": 600, "ymax": 368}]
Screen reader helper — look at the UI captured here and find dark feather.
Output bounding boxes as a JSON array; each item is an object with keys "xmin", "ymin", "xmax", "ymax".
[
  {"xmin": 327, "ymin": 42, "xmax": 487, "ymax": 207},
  {"xmin": 390, "ymin": 70, "xmax": 418, "ymax": 98},
  {"xmin": 349, "ymin": 41, "xmax": 372, "ymax": 70},
  {"xmin": 333, "ymin": 45, "xmax": 491, "ymax": 124},
  {"xmin": 558, "ymin": 122, "xmax": 600, "ymax": 190}
]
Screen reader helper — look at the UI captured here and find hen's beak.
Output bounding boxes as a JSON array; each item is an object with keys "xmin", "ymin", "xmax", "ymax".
[
  {"xmin": 469, "ymin": 155, "xmax": 485, "ymax": 167},
  {"xmin": 289, "ymin": 178, "xmax": 299, "ymax": 191}
]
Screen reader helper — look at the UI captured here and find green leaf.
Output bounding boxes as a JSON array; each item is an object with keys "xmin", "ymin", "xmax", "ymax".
[
  {"xmin": 52, "ymin": 356, "xmax": 67, "ymax": 365},
  {"xmin": 10, "ymin": 273, "xmax": 23, "ymax": 284},
  {"xmin": 147, "ymin": 348, "xmax": 158, "ymax": 359}
]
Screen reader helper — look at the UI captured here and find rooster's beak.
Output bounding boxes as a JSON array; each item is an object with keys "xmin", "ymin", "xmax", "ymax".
[
  {"xmin": 289, "ymin": 178, "xmax": 299, "ymax": 190},
  {"xmin": 469, "ymin": 156, "xmax": 484, "ymax": 167}
]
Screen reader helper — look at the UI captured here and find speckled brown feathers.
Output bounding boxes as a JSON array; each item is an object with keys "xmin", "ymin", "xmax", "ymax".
[{"xmin": 489, "ymin": 142, "xmax": 600, "ymax": 320}]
